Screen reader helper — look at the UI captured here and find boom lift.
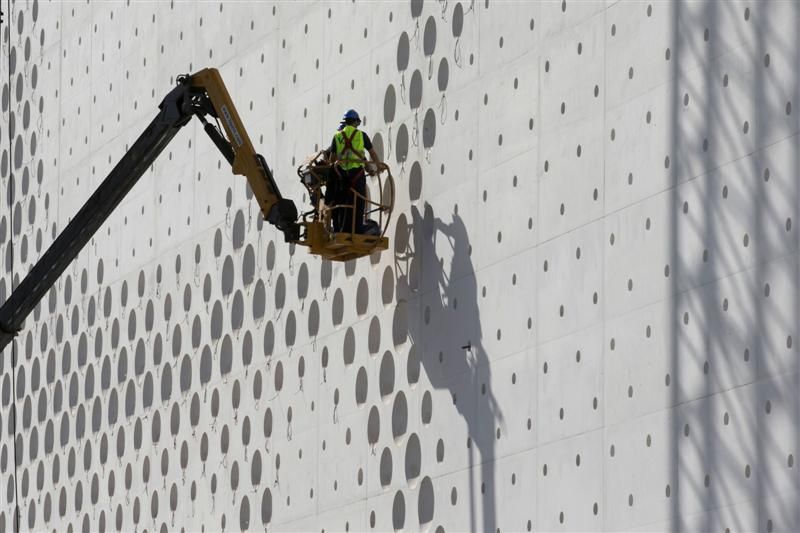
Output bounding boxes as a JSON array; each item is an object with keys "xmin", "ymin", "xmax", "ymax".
[{"xmin": 0, "ymin": 68, "xmax": 394, "ymax": 352}]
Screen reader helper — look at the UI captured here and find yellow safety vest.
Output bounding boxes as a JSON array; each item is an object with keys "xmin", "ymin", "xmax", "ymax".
[{"xmin": 334, "ymin": 126, "xmax": 366, "ymax": 170}]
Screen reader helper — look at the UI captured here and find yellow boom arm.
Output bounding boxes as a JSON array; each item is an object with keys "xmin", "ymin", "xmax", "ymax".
[{"xmin": 186, "ymin": 68, "xmax": 300, "ymax": 241}]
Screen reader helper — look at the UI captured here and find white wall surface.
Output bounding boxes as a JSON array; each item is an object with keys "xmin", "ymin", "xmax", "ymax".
[{"xmin": 1, "ymin": 0, "xmax": 799, "ymax": 531}]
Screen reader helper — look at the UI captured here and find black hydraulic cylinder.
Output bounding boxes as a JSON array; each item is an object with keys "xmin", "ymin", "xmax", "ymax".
[
  {"xmin": 0, "ymin": 83, "xmax": 193, "ymax": 353},
  {"xmin": 198, "ymin": 114, "xmax": 235, "ymax": 166}
]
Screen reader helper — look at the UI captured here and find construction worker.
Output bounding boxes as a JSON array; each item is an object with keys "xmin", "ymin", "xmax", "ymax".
[{"xmin": 327, "ymin": 109, "xmax": 384, "ymax": 235}]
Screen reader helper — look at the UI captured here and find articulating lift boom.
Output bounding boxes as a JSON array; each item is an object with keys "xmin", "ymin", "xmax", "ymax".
[{"xmin": 0, "ymin": 68, "xmax": 393, "ymax": 352}]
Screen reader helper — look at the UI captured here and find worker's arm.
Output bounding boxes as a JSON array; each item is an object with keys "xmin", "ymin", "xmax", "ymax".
[
  {"xmin": 368, "ymin": 147, "xmax": 388, "ymax": 171},
  {"xmin": 326, "ymin": 137, "xmax": 338, "ymax": 164},
  {"xmin": 368, "ymin": 148, "xmax": 381, "ymax": 163}
]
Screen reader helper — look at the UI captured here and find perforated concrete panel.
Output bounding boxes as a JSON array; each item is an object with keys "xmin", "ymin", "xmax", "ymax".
[{"xmin": 1, "ymin": 1, "xmax": 799, "ymax": 531}]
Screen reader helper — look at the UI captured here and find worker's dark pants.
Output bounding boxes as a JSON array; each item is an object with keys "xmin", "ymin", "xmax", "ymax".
[{"xmin": 328, "ymin": 168, "xmax": 366, "ymax": 233}]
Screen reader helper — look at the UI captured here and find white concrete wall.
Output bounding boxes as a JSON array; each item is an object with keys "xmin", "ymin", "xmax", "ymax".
[{"xmin": 1, "ymin": 0, "xmax": 799, "ymax": 531}]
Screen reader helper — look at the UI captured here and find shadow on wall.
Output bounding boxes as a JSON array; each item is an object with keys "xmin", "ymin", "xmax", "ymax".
[
  {"xmin": 394, "ymin": 202, "xmax": 504, "ymax": 533},
  {"xmin": 668, "ymin": 2, "xmax": 800, "ymax": 531}
]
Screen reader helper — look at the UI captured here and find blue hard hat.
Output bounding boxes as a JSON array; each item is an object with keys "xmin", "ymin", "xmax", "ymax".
[{"xmin": 342, "ymin": 109, "xmax": 361, "ymax": 123}]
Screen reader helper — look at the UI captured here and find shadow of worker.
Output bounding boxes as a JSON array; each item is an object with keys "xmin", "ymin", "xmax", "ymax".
[{"xmin": 394, "ymin": 203, "xmax": 504, "ymax": 533}]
